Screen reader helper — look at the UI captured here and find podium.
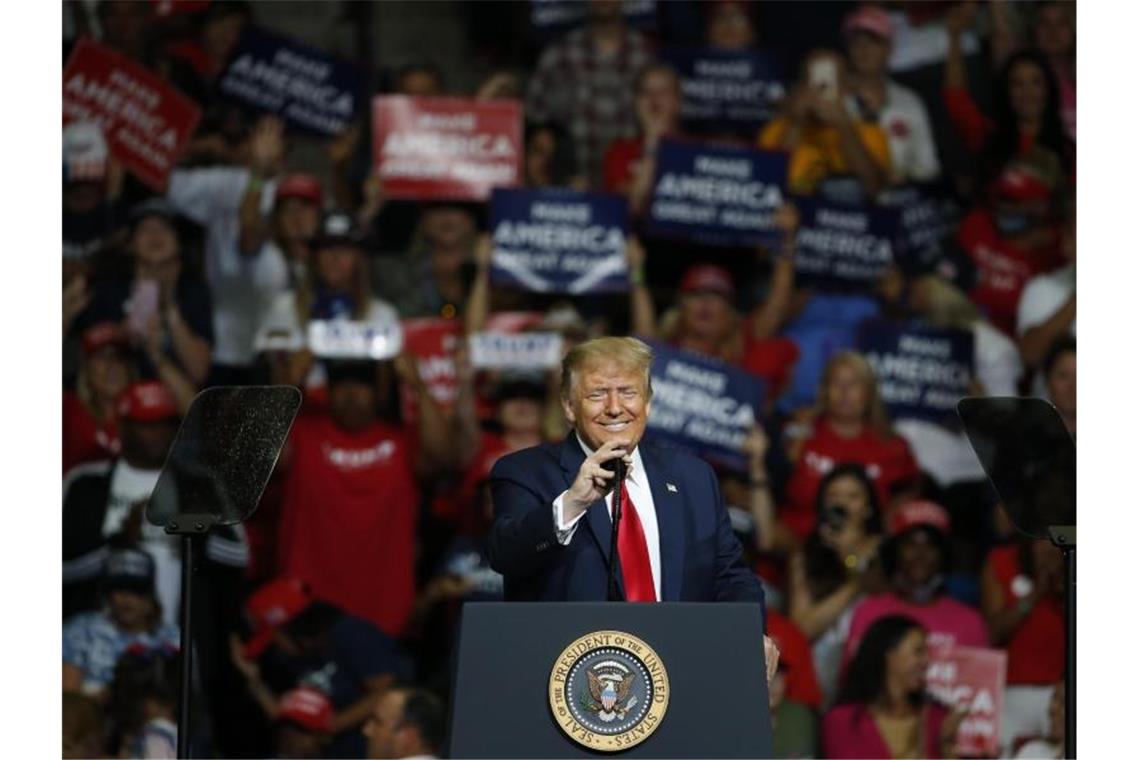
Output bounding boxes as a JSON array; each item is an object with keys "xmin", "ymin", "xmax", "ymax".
[{"xmin": 448, "ymin": 603, "xmax": 773, "ymax": 758}]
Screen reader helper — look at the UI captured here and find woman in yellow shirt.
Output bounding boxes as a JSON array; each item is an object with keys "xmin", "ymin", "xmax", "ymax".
[{"xmin": 759, "ymin": 49, "xmax": 892, "ymax": 199}]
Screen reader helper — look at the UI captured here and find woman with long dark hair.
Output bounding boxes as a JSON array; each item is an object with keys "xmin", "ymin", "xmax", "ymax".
[
  {"xmin": 944, "ymin": 6, "xmax": 1075, "ymax": 185},
  {"xmin": 788, "ymin": 463, "xmax": 886, "ymax": 706},
  {"xmin": 823, "ymin": 615, "xmax": 961, "ymax": 758}
]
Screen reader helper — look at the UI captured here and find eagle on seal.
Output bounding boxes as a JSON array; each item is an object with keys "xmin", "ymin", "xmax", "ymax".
[{"xmin": 587, "ymin": 671, "xmax": 637, "ymax": 721}]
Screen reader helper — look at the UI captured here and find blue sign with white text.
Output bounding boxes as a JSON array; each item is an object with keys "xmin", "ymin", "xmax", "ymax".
[
  {"xmin": 489, "ymin": 188, "xmax": 629, "ymax": 294},
  {"xmin": 794, "ymin": 199, "xmax": 900, "ymax": 289},
  {"xmin": 645, "ymin": 341, "xmax": 766, "ymax": 473},
  {"xmin": 645, "ymin": 139, "xmax": 788, "ymax": 247},
  {"xmin": 663, "ymin": 47, "xmax": 787, "ymax": 133},
  {"xmin": 218, "ymin": 26, "xmax": 363, "ymax": 136},
  {"xmin": 857, "ymin": 319, "xmax": 975, "ymax": 427},
  {"xmin": 880, "ymin": 183, "xmax": 964, "ymax": 276}
]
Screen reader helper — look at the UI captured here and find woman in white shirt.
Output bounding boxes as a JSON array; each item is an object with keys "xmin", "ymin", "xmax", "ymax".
[{"xmin": 256, "ymin": 210, "xmax": 400, "ymax": 394}]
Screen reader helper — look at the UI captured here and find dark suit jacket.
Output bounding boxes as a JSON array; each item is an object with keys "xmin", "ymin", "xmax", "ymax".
[{"xmin": 487, "ymin": 434, "xmax": 765, "ymax": 616}]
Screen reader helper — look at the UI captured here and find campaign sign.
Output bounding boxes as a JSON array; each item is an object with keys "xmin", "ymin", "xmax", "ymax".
[
  {"xmin": 644, "ymin": 341, "xmax": 765, "ymax": 472},
  {"xmin": 218, "ymin": 26, "xmax": 363, "ymax": 137},
  {"xmin": 793, "ymin": 199, "xmax": 900, "ymax": 289},
  {"xmin": 308, "ymin": 319, "xmax": 403, "ymax": 360},
  {"xmin": 857, "ymin": 319, "xmax": 975, "ymax": 427},
  {"xmin": 645, "ymin": 139, "xmax": 788, "ymax": 247},
  {"xmin": 880, "ymin": 183, "xmax": 964, "ymax": 275},
  {"xmin": 663, "ymin": 47, "xmax": 786, "ymax": 132},
  {"xmin": 373, "ymin": 96, "xmax": 522, "ymax": 201},
  {"xmin": 489, "ymin": 188, "xmax": 629, "ymax": 294},
  {"xmin": 401, "ymin": 318, "xmax": 462, "ymax": 411},
  {"xmin": 63, "ymin": 38, "xmax": 201, "ymax": 190},
  {"xmin": 530, "ymin": 0, "xmax": 656, "ymax": 35},
  {"xmin": 468, "ymin": 331, "xmax": 564, "ymax": 370},
  {"xmin": 926, "ymin": 647, "xmax": 1007, "ymax": 757}
]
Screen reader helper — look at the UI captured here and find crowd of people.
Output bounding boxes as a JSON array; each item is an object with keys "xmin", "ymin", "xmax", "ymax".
[{"xmin": 62, "ymin": 1, "xmax": 1075, "ymax": 758}]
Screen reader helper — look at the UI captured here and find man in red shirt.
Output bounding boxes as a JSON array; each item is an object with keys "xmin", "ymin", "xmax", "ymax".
[
  {"xmin": 956, "ymin": 156, "xmax": 1065, "ymax": 336},
  {"xmin": 277, "ymin": 357, "xmax": 452, "ymax": 638}
]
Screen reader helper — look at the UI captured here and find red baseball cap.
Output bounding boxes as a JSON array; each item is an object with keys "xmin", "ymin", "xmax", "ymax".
[
  {"xmin": 82, "ymin": 322, "xmax": 131, "ymax": 357},
  {"xmin": 680, "ymin": 264, "xmax": 735, "ymax": 296},
  {"xmin": 116, "ymin": 381, "xmax": 179, "ymax": 423},
  {"xmin": 278, "ymin": 686, "xmax": 334, "ymax": 733},
  {"xmin": 843, "ymin": 5, "xmax": 894, "ymax": 42},
  {"xmin": 275, "ymin": 174, "xmax": 324, "ymax": 207},
  {"xmin": 243, "ymin": 578, "xmax": 313, "ymax": 659},
  {"xmin": 992, "ymin": 165, "xmax": 1054, "ymax": 203},
  {"xmin": 889, "ymin": 499, "xmax": 951, "ymax": 537}
]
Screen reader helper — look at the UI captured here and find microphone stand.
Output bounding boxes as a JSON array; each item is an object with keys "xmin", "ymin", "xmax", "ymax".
[{"xmin": 606, "ymin": 458, "xmax": 625, "ymax": 602}]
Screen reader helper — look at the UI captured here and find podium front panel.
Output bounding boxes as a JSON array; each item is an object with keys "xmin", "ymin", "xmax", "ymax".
[{"xmin": 449, "ymin": 602, "xmax": 772, "ymax": 758}]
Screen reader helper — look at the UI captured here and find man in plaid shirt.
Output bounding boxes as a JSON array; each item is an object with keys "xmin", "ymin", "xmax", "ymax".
[{"xmin": 526, "ymin": 0, "xmax": 655, "ymax": 187}]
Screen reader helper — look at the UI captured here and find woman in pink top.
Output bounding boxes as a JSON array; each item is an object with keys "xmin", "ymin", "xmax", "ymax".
[
  {"xmin": 823, "ymin": 615, "xmax": 962, "ymax": 758},
  {"xmin": 843, "ymin": 500, "xmax": 989, "ymax": 666}
]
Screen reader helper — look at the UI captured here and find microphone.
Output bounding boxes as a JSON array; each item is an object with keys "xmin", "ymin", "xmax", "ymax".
[{"xmin": 603, "ymin": 456, "xmax": 625, "ymax": 602}]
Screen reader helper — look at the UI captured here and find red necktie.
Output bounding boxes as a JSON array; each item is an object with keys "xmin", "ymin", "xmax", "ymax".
[{"xmin": 616, "ymin": 480, "xmax": 656, "ymax": 602}]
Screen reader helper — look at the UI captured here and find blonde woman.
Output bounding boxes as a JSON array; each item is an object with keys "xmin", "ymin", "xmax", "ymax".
[
  {"xmin": 781, "ymin": 351, "xmax": 920, "ymax": 541},
  {"xmin": 255, "ymin": 211, "xmax": 400, "ymax": 397}
]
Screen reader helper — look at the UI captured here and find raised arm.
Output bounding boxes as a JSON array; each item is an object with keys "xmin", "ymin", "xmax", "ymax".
[
  {"xmin": 238, "ymin": 117, "xmax": 285, "ymax": 255},
  {"xmin": 750, "ymin": 203, "xmax": 799, "ymax": 340},
  {"xmin": 626, "ymin": 236, "xmax": 657, "ymax": 338}
]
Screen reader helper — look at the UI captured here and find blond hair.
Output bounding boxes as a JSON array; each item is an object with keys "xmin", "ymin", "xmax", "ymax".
[
  {"xmin": 561, "ymin": 337, "xmax": 654, "ymax": 400},
  {"xmin": 817, "ymin": 351, "xmax": 891, "ymax": 437}
]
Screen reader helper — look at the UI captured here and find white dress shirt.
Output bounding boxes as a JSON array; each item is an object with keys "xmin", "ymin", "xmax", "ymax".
[{"xmin": 551, "ymin": 435, "xmax": 662, "ymax": 600}]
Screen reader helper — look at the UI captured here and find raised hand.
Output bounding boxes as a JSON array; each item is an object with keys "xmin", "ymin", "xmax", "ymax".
[{"xmin": 248, "ymin": 116, "xmax": 286, "ymax": 178}]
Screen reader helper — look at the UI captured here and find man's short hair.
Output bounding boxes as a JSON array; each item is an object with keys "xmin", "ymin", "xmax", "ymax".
[
  {"xmin": 400, "ymin": 689, "xmax": 445, "ymax": 754},
  {"xmin": 560, "ymin": 336, "xmax": 654, "ymax": 400}
]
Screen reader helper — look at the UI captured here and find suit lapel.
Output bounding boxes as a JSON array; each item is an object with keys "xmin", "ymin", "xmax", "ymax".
[
  {"xmin": 641, "ymin": 444, "xmax": 685, "ymax": 602},
  {"xmin": 558, "ymin": 433, "xmax": 623, "ymax": 598}
]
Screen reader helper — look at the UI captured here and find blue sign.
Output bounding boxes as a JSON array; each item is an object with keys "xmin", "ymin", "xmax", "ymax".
[
  {"xmin": 218, "ymin": 26, "xmax": 363, "ymax": 136},
  {"xmin": 880, "ymin": 182, "xmax": 964, "ymax": 275},
  {"xmin": 530, "ymin": 0, "xmax": 656, "ymax": 35},
  {"xmin": 794, "ymin": 199, "xmax": 900, "ymax": 289},
  {"xmin": 645, "ymin": 341, "xmax": 766, "ymax": 473},
  {"xmin": 489, "ymin": 188, "xmax": 629, "ymax": 294},
  {"xmin": 857, "ymin": 319, "xmax": 975, "ymax": 427},
  {"xmin": 662, "ymin": 47, "xmax": 786, "ymax": 133},
  {"xmin": 645, "ymin": 139, "xmax": 788, "ymax": 247}
]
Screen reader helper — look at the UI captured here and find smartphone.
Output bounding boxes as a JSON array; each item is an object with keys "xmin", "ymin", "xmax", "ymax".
[
  {"xmin": 128, "ymin": 279, "xmax": 160, "ymax": 336},
  {"xmin": 808, "ymin": 57, "xmax": 839, "ymax": 100}
]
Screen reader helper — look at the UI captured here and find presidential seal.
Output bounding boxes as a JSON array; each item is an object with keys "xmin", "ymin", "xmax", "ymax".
[{"xmin": 548, "ymin": 630, "xmax": 669, "ymax": 752}]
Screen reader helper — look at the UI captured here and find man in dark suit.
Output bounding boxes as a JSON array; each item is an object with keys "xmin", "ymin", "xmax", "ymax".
[{"xmin": 487, "ymin": 336, "xmax": 779, "ymax": 679}]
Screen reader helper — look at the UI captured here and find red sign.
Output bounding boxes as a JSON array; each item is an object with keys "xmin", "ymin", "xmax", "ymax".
[
  {"xmin": 63, "ymin": 38, "xmax": 201, "ymax": 190},
  {"xmin": 373, "ymin": 96, "xmax": 522, "ymax": 201},
  {"xmin": 400, "ymin": 318, "xmax": 462, "ymax": 420},
  {"xmin": 926, "ymin": 646, "xmax": 1007, "ymax": 757}
]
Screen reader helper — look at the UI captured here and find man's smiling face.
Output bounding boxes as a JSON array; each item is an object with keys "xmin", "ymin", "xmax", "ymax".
[{"xmin": 562, "ymin": 360, "xmax": 651, "ymax": 451}]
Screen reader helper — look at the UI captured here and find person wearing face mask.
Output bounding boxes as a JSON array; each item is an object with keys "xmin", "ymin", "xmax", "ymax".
[
  {"xmin": 788, "ymin": 464, "xmax": 886, "ymax": 707},
  {"xmin": 824, "ymin": 615, "xmax": 964, "ymax": 759},
  {"xmin": 956, "ymin": 152, "xmax": 1066, "ymax": 336},
  {"xmin": 603, "ymin": 62, "xmax": 684, "ymax": 216},
  {"xmin": 842, "ymin": 500, "xmax": 988, "ymax": 672}
]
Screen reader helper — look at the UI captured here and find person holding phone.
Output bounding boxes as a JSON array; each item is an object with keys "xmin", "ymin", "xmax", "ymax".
[
  {"xmin": 787, "ymin": 463, "xmax": 886, "ymax": 706},
  {"xmin": 74, "ymin": 199, "xmax": 214, "ymax": 387},
  {"xmin": 758, "ymin": 49, "xmax": 893, "ymax": 199}
]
